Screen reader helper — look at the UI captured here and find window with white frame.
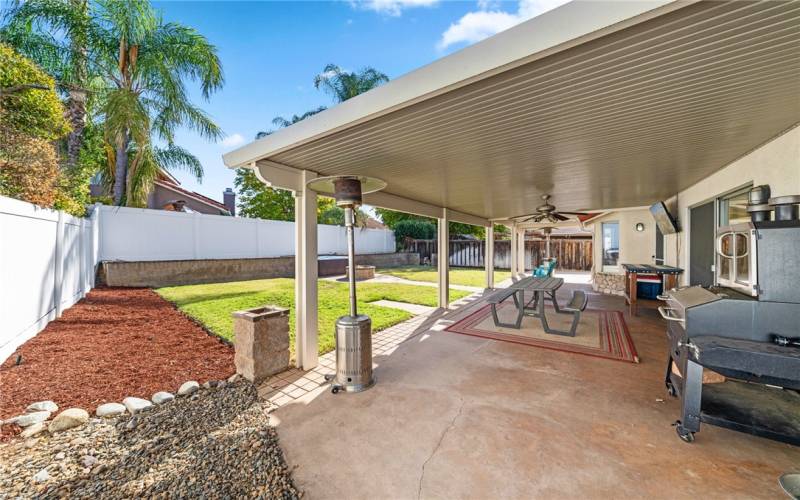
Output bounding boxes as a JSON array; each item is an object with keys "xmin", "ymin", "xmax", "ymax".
[
  {"xmin": 718, "ymin": 186, "xmax": 752, "ymax": 227},
  {"xmin": 602, "ymin": 222, "xmax": 620, "ymax": 271}
]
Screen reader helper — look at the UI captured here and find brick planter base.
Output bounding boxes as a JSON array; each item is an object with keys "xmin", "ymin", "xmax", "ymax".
[
  {"xmin": 346, "ymin": 265, "xmax": 376, "ymax": 280},
  {"xmin": 231, "ymin": 306, "xmax": 290, "ymax": 382}
]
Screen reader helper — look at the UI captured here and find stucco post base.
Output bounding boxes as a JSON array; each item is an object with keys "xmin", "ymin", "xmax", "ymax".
[{"xmin": 232, "ymin": 306, "xmax": 290, "ymax": 382}]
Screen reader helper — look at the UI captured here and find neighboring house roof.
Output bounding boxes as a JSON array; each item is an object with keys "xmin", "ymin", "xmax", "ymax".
[
  {"xmin": 154, "ymin": 179, "xmax": 230, "ymax": 214},
  {"xmin": 363, "ymin": 216, "xmax": 386, "ymax": 230}
]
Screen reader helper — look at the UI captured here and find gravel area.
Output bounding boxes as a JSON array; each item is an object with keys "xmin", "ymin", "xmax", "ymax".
[{"xmin": 0, "ymin": 381, "xmax": 299, "ymax": 499}]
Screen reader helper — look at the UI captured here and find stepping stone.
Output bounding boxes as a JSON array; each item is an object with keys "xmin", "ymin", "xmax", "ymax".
[
  {"xmin": 151, "ymin": 392, "xmax": 174, "ymax": 404},
  {"xmin": 26, "ymin": 401, "xmax": 58, "ymax": 413},
  {"xmin": 96, "ymin": 403, "xmax": 127, "ymax": 418},
  {"xmin": 177, "ymin": 381, "xmax": 199, "ymax": 396},
  {"xmin": 122, "ymin": 397, "xmax": 153, "ymax": 414},
  {"xmin": 48, "ymin": 408, "xmax": 89, "ymax": 433},
  {"xmin": 4, "ymin": 411, "xmax": 50, "ymax": 428}
]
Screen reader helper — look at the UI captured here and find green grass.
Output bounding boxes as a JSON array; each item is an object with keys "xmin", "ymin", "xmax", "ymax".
[
  {"xmin": 377, "ymin": 265, "xmax": 512, "ymax": 288},
  {"xmin": 156, "ymin": 278, "xmax": 471, "ymax": 355}
]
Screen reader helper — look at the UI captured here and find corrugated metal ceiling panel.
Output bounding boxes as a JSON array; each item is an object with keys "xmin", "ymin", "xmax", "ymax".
[{"xmin": 266, "ymin": 1, "xmax": 800, "ymax": 219}]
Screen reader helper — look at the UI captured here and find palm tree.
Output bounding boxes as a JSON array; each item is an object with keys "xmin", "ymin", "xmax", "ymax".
[
  {"xmin": 2, "ymin": 0, "xmax": 224, "ymax": 206},
  {"xmin": 2, "ymin": 0, "xmax": 92, "ymax": 170},
  {"xmin": 256, "ymin": 106, "xmax": 326, "ymax": 139},
  {"xmin": 313, "ymin": 64, "xmax": 388, "ymax": 103},
  {"xmin": 94, "ymin": 0, "xmax": 223, "ymax": 205}
]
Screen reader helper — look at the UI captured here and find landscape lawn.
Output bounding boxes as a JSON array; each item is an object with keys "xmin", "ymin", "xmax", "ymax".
[
  {"xmin": 377, "ymin": 266, "xmax": 512, "ymax": 288},
  {"xmin": 157, "ymin": 278, "xmax": 471, "ymax": 355}
]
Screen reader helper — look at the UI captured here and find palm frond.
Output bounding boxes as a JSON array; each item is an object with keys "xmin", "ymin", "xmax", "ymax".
[
  {"xmin": 154, "ymin": 144, "xmax": 203, "ymax": 181},
  {"xmin": 313, "ymin": 63, "xmax": 388, "ymax": 103}
]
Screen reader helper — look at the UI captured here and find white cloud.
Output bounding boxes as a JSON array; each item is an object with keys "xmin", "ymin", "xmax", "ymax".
[
  {"xmin": 221, "ymin": 133, "xmax": 245, "ymax": 148},
  {"xmin": 438, "ymin": 0, "xmax": 570, "ymax": 50},
  {"xmin": 349, "ymin": 0, "xmax": 438, "ymax": 17}
]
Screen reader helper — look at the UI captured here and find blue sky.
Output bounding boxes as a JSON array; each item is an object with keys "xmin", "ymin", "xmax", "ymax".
[{"xmin": 154, "ymin": 0, "xmax": 567, "ymax": 202}]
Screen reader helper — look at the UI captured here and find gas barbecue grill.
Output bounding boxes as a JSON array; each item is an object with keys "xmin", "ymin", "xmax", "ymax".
[{"xmin": 662, "ymin": 186, "xmax": 800, "ymax": 445}]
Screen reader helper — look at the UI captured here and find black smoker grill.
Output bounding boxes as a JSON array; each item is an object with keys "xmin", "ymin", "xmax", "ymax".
[{"xmin": 662, "ymin": 187, "xmax": 800, "ymax": 445}]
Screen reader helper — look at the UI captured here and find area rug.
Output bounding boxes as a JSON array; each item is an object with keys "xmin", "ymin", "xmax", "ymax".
[{"xmin": 444, "ymin": 301, "xmax": 639, "ymax": 363}]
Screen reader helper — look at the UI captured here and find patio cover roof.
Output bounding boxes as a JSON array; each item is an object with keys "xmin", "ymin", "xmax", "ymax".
[{"xmin": 224, "ymin": 0, "xmax": 800, "ymax": 222}]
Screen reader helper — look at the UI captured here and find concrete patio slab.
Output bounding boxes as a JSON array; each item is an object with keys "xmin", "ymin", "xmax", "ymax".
[{"xmin": 271, "ymin": 285, "xmax": 800, "ymax": 499}]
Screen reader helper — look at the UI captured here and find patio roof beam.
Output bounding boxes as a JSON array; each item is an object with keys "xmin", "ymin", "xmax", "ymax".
[{"xmin": 254, "ymin": 161, "xmax": 490, "ymax": 226}]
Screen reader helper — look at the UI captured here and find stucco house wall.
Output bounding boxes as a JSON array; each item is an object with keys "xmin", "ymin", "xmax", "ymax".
[
  {"xmin": 587, "ymin": 208, "xmax": 655, "ymax": 294},
  {"xmin": 663, "ymin": 124, "xmax": 800, "ymax": 285},
  {"xmin": 589, "ymin": 209, "xmax": 656, "ymax": 272}
]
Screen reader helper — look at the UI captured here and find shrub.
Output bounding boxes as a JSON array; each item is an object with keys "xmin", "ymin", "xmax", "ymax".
[
  {"xmin": 0, "ymin": 128, "xmax": 59, "ymax": 207},
  {"xmin": 393, "ymin": 219, "xmax": 436, "ymax": 242},
  {"xmin": 0, "ymin": 44, "xmax": 69, "ymax": 140}
]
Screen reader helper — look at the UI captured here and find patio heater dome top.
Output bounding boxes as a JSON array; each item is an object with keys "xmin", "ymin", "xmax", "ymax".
[{"xmin": 306, "ymin": 175, "xmax": 387, "ymax": 207}]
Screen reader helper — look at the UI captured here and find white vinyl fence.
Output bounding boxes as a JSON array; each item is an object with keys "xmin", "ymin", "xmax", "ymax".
[
  {"xmin": 95, "ymin": 205, "xmax": 395, "ymax": 261},
  {"xmin": 1, "ymin": 196, "xmax": 97, "ymax": 361},
  {"xmin": 1, "ymin": 198, "xmax": 395, "ymax": 361}
]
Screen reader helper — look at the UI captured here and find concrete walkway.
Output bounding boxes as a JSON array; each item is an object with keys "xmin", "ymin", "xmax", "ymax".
[
  {"xmin": 322, "ymin": 272, "xmax": 485, "ymax": 292},
  {"xmin": 268, "ymin": 286, "xmax": 800, "ymax": 499},
  {"xmin": 370, "ymin": 300, "xmax": 436, "ymax": 315}
]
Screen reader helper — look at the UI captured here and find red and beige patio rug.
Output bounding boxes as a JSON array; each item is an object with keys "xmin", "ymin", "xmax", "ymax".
[{"xmin": 445, "ymin": 302, "xmax": 639, "ymax": 363}]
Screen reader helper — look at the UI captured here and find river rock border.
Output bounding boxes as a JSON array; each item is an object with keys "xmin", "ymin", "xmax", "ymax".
[{"xmin": 1, "ymin": 374, "xmax": 242, "ymax": 440}]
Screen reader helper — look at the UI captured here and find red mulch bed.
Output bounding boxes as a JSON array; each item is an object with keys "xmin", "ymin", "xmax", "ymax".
[{"xmin": 1, "ymin": 287, "xmax": 234, "ymax": 441}]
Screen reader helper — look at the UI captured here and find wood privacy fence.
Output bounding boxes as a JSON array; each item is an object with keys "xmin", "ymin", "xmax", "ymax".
[{"xmin": 401, "ymin": 238, "xmax": 593, "ymax": 271}]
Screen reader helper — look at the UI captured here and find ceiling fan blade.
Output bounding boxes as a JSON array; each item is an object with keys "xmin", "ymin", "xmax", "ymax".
[
  {"xmin": 558, "ymin": 211, "xmax": 589, "ymax": 216},
  {"xmin": 553, "ymin": 213, "xmax": 569, "ymax": 221}
]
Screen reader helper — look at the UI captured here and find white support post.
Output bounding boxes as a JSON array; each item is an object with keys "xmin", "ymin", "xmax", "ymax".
[
  {"xmin": 510, "ymin": 224, "xmax": 519, "ymax": 278},
  {"xmin": 294, "ymin": 171, "xmax": 319, "ymax": 370},
  {"xmin": 485, "ymin": 225, "xmax": 494, "ymax": 289},
  {"xmin": 517, "ymin": 227, "xmax": 526, "ymax": 276},
  {"xmin": 437, "ymin": 209, "xmax": 449, "ymax": 308}
]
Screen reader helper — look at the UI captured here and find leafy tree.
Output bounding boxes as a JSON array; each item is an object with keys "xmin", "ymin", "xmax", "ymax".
[
  {"xmin": 0, "ymin": 43, "xmax": 68, "ymax": 139},
  {"xmin": 393, "ymin": 219, "xmax": 436, "ymax": 243},
  {"xmin": 0, "ymin": 43, "xmax": 72, "ymax": 209},
  {"xmin": 314, "ymin": 64, "xmax": 389, "ymax": 103},
  {"xmin": 234, "ymin": 168, "xmax": 295, "ymax": 220},
  {"xmin": 374, "ymin": 207, "xmax": 487, "ymax": 239},
  {"xmin": 3, "ymin": 0, "xmax": 224, "ymax": 207}
]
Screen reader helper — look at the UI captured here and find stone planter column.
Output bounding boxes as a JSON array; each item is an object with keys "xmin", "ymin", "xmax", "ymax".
[{"xmin": 231, "ymin": 306, "xmax": 290, "ymax": 382}]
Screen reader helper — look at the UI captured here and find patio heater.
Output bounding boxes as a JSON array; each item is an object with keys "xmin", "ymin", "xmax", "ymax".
[
  {"xmin": 541, "ymin": 226, "xmax": 554, "ymax": 261},
  {"xmin": 306, "ymin": 175, "xmax": 387, "ymax": 394}
]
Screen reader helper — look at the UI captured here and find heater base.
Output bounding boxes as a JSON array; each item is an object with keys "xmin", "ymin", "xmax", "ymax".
[{"xmin": 325, "ymin": 376, "xmax": 375, "ymax": 394}]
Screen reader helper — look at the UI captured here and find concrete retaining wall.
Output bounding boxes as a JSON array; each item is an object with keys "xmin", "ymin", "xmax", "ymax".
[{"xmin": 101, "ymin": 252, "xmax": 420, "ymax": 287}]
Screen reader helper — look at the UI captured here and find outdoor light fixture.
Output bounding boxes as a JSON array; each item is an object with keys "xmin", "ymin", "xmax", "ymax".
[
  {"xmin": 635, "ymin": 222, "xmax": 645, "ymax": 232},
  {"xmin": 306, "ymin": 175, "xmax": 386, "ymax": 394}
]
